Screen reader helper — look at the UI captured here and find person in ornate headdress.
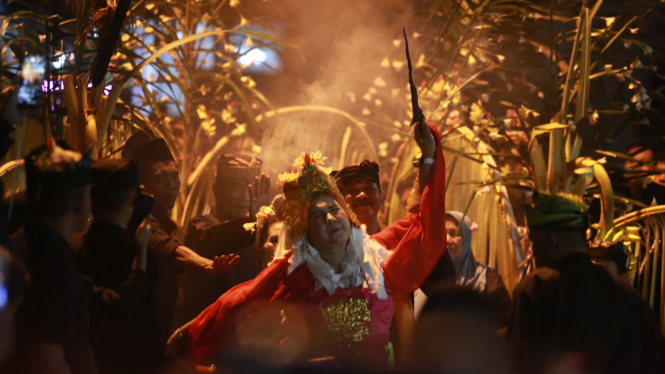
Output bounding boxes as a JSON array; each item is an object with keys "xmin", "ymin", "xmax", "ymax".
[
  {"xmin": 165, "ymin": 121, "xmax": 446, "ymax": 369},
  {"xmin": 10, "ymin": 140, "xmax": 98, "ymax": 374},
  {"xmin": 181, "ymin": 154, "xmax": 270, "ymax": 324},
  {"xmin": 508, "ymin": 192, "xmax": 665, "ymax": 374}
]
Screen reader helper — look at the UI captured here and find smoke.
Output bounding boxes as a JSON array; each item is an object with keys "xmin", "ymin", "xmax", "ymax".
[{"xmin": 259, "ymin": 0, "xmax": 422, "ymax": 179}]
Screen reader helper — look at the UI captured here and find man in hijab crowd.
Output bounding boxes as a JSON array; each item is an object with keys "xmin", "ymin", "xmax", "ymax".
[{"xmin": 0, "ymin": 81, "xmax": 664, "ymax": 374}]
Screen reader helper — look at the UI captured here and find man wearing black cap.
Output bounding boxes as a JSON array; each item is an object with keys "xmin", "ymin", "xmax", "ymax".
[
  {"xmin": 508, "ymin": 193, "xmax": 665, "ymax": 374},
  {"xmin": 124, "ymin": 133, "xmax": 237, "ymax": 351},
  {"xmin": 181, "ymin": 154, "xmax": 269, "ymax": 323},
  {"xmin": 78, "ymin": 159, "xmax": 159, "ymax": 374},
  {"xmin": 10, "ymin": 141, "xmax": 98, "ymax": 374}
]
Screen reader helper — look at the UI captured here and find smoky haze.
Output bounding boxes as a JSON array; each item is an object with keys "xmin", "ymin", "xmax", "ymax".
[{"xmin": 258, "ymin": 0, "xmax": 421, "ymax": 180}]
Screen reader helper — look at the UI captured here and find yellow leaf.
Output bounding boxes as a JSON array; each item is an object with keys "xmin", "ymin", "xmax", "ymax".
[
  {"xmin": 243, "ymin": 222, "xmax": 257, "ymax": 233},
  {"xmin": 245, "ymin": 36, "xmax": 253, "ymax": 47},
  {"xmin": 222, "ymin": 108, "xmax": 236, "ymax": 124},
  {"xmin": 381, "ymin": 58, "xmax": 390, "ymax": 68},
  {"xmin": 197, "ymin": 105, "xmax": 207, "ymax": 119},
  {"xmin": 392, "ymin": 60, "xmax": 404, "ymax": 70},
  {"xmin": 252, "ymin": 144, "xmax": 262, "ymax": 153},
  {"xmin": 231, "ymin": 123, "xmax": 246, "ymax": 136},
  {"xmin": 374, "ymin": 77, "xmax": 386, "ymax": 87},
  {"xmin": 241, "ymin": 76, "xmax": 256, "ymax": 88}
]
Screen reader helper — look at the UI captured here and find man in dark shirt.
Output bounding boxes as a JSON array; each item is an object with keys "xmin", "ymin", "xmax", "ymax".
[
  {"xmin": 124, "ymin": 133, "xmax": 239, "ymax": 349},
  {"xmin": 182, "ymin": 154, "xmax": 268, "ymax": 323},
  {"xmin": 78, "ymin": 158, "xmax": 161, "ymax": 374},
  {"xmin": 11, "ymin": 142, "xmax": 97, "ymax": 374},
  {"xmin": 508, "ymin": 192, "xmax": 665, "ymax": 374}
]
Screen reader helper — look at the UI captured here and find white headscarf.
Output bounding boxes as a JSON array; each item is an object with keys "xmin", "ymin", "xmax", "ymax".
[
  {"xmin": 272, "ymin": 225, "xmax": 391, "ymax": 300},
  {"xmin": 447, "ymin": 211, "xmax": 488, "ymax": 292}
]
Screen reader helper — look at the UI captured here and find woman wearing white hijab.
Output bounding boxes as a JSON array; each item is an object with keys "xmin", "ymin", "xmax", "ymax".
[{"xmin": 445, "ymin": 211, "xmax": 511, "ymax": 327}]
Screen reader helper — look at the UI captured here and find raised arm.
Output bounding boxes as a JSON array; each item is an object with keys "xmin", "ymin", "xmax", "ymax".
[{"xmin": 372, "ymin": 120, "xmax": 447, "ymax": 293}]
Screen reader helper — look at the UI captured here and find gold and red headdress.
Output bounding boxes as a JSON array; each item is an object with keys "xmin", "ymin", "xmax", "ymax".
[{"xmin": 277, "ymin": 151, "xmax": 360, "ymax": 237}]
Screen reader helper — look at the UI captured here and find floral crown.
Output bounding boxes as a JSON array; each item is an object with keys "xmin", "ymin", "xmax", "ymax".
[{"xmin": 277, "ymin": 151, "xmax": 360, "ymax": 237}]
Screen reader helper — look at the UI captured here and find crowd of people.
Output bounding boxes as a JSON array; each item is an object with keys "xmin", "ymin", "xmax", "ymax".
[{"xmin": 0, "ymin": 82, "xmax": 663, "ymax": 374}]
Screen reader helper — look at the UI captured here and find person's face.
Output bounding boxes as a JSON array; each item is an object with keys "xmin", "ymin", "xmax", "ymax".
[
  {"xmin": 307, "ymin": 195, "xmax": 351, "ymax": 251},
  {"xmin": 446, "ymin": 219, "xmax": 464, "ymax": 261},
  {"xmin": 214, "ymin": 177, "xmax": 251, "ymax": 220},
  {"xmin": 262, "ymin": 221, "xmax": 283, "ymax": 260},
  {"xmin": 341, "ymin": 178, "xmax": 384, "ymax": 225},
  {"xmin": 143, "ymin": 161, "xmax": 180, "ymax": 212}
]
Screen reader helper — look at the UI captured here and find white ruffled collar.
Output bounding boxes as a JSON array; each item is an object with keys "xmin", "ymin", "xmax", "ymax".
[{"xmin": 283, "ymin": 226, "xmax": 390, "ymax": 300}]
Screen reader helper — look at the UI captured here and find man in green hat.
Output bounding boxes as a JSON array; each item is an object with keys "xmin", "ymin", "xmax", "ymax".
[{"xmin": 508, "ymin": 192, "xmax": 665, "ymax": 374}]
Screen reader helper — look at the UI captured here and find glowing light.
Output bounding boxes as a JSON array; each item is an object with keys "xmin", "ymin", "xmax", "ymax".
[
  {"xmin": 52, "ymin": 54, "xmax": 67, "ymax": 69},
  {"xmin": 0, "ymin": 285, "xmax": 7, "ymax": 309},
  {"xmin": 238, "ymin": 48, "xmax": 267, "ymax": 67}
]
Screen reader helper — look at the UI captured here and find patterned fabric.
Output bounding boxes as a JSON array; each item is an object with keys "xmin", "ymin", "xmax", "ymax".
[
  {"xmin": 216, "ymin": 154, "xmax": 262, "ymax": 180},
  {"xmin": 323, "ymin": 297, "xmax": 372, "ymax": 342},
  {"xmin": 525, "ymin": 192, "xmax": 588, "ymax": 229},
  {"xmin": 332, "ymin": 159, "xmax": 381, "ymax": 190}
]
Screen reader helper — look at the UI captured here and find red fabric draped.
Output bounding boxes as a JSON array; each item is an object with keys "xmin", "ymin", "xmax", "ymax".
[
  {"xmin": 188, "ymin": 256, "xmax": 316, "ymax": 359},
  {"xmin": 372, "ymin": 123, "xmax": 446, "ymax": 293},
  {"xmin": 187, "ymin": 123, "xmax": 446, "ymax": 360}
]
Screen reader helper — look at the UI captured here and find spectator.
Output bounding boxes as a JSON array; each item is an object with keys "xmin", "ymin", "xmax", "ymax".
[
  {"xmin": 182, "ymin": 154, "xmax": 269, "ymax": 323},
  {"xmin": 508, "ymin": 192, "xmax": 665, "ymax": 374},
  {"xmin": 409, "ymin": 286, "xmax": 512, "ymax": 374},
  {"xmin": 123, "ymin": 132, "xmax": 239, "ymax": 359},
  {"xmin": 10, "ymin": 141, "xmax": 98, "ymax": 374},
  {"xmin": 77, "ymin": 158, "xmax": 158, "ymax": 374}
]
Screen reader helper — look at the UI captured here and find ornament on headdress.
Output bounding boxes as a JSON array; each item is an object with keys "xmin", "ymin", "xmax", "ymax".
[
  {"xmin": 244, "ymin": 205, "xmax": 276, "ymax": 248},
  {"xmin": 243, "ymin": 205, "xmax": 276, "ymax": 234},
  {"xmin": 24, "ymin": 139, "xmax": 92, "ymax": 205},
  {"xmin": 277, "ymin": 169, "xmax": 299, "ymax": 186}
]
